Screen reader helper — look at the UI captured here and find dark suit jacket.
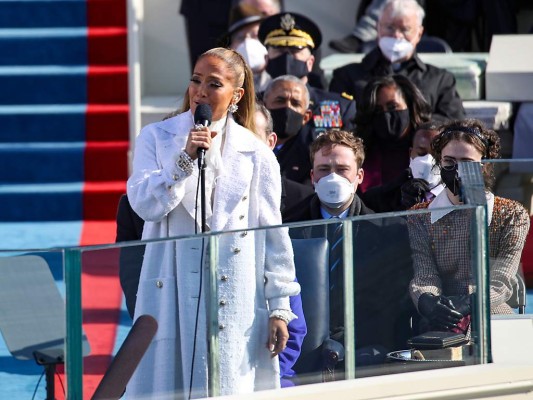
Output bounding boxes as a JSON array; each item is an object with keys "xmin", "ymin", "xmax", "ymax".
[
  {"xmin": 275, "ymin": 129, "xmax": 314, "ymax": 186},
  {"xmin": 285, "ymin": 194, "xmax": 414, "ymax": 352},
  {"xmin": 116, "ymin": 194, "xmax": 145, "ymax": 319},
  {"xmin": 281, "ymin": 177, "xmax": 315, "ymax": 219},
  {"xmin": 360, "ymin": 168, "xmax": 411, "ymax": 213},
  {"xmin": 329, "ymin": 47, "xmax": 465, "ymax": 122},
  {"xmin": 179, "ymin": 0, "xmax": 235, "ymax": 66}
]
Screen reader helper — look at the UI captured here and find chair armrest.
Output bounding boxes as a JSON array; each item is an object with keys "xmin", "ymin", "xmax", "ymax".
[{"xmin": 323, "ymin": 338, "xmax": 345, "ymax": 365}]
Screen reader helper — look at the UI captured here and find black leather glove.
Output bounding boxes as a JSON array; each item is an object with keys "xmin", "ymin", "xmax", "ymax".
[
  {"xmin": 401, "ymin": 178, "xmax": 431, "ymax": 209},
  {"xmin": 417, "ymin": 293, "xmax": 463, "ymax": 330},
  {"xmin": 447, "ymin": 294, "xmax": 472, "ymax": 316}
]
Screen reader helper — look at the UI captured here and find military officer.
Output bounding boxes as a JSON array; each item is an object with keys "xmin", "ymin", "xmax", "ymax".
[{"xmin": 258, "ymin": 12, "xmax": 357, "ymax": 138}]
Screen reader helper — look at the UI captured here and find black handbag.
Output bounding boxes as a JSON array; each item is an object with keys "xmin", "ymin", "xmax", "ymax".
[{"xmin": 407, "ymin": 331, "xmax": 468, "ymax": 350}]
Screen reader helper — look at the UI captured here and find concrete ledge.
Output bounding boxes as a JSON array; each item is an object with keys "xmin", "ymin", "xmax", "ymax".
[{"xmin": 210, "ymin": 364, "xmax": 533, "ymax": 400}]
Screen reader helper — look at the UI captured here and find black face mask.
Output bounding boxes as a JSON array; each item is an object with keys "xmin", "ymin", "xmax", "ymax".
[
  {"xmin": 373, "ymin": 109, "xmax": 410, "ymax": 141},
  {"xmin": 440, "ymin": 165, "xmax": 461, "ymax": 196},
  {"xmin": 266, "ymin": 52, "xmax": 309, "ymax": 79},
  {"xmin": 269, "ymin": 107, "xmax": 304, "ymax": 139}
]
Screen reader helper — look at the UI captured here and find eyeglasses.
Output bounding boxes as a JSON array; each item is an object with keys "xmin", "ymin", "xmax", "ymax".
[{"xmin": 379, "ymin": 24, "xmax": 418, "ymax": 41}]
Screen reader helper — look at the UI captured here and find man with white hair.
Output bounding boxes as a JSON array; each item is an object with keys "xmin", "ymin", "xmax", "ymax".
[{"xmin": 329, "ymin": 0, "xmax": 464, "ymax": 122}]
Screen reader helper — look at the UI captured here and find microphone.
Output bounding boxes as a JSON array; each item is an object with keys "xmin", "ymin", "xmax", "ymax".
[{"xmin": 194, "ymin": 104, "xmax": 212, "ymax": 168}]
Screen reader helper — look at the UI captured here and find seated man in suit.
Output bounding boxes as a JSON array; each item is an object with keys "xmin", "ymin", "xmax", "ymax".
[
  {"xmin": 254, "ymin": 101, "xmax": 315, "ymax": 216},
  {"xmin": 285, "ymin": 130, "xmax": 414, "ymax": 365},
  {"xmin": 329, "ymin": 0, "xmax": 464, "ymax": 122},
  {"xmin": 262, "ymin": 75, "xmax": 314, "ymax": 185}
]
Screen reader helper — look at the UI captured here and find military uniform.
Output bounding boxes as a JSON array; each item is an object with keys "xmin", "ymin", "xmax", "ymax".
[
  {"xmin": 259, "ymin": 12, "xmax": 357, "ymax": 185},
  {"xmin": 274, "ymin": 86, "xmax": 356, "ymax": 186},
  {"xmin": 307, "ymin": 85, "xmax": 356, "ymax": 136}
]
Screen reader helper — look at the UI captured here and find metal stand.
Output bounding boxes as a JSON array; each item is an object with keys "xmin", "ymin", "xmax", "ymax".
[
  {"xmin": 34, "ymin": 349, "xmax": 64, "ymax": 400},
  {"xmin": 198, "ymin": 155, "xmax": 207, "ymax": 233}
]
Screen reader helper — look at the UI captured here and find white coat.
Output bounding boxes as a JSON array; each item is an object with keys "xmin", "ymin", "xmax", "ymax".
[{"xmin": 126, "ymin": 111, "xmax": 299, "ymax": 399}]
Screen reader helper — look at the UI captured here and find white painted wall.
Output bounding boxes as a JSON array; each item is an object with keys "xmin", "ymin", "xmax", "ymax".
[{"xmin": 142, "ymin": 0, "xmax": 190, "ymax": 97}]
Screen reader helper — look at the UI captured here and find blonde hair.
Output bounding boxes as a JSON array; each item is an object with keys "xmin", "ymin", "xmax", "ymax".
[{"xmin": 181, "ymin": 47, "xmax": 256, "ymax": 134}]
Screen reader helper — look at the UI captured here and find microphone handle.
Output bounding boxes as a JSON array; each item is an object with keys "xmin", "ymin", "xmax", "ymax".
[
  {"xmin": 92, "ymin": 315, "xmax": 158, "ymax": 400},
  {"xmin": 197, "ymin": 148, "xmax": 206, "ymax": 169},
  {"xmin": 195, "ymin": 120, "xmax": 209, "ymax": 168}
]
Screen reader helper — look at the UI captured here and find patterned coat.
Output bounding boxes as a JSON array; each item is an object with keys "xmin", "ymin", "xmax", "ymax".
[
  {"xmin": 409, "ymin": 196, "xmax": 530, "ymax": 314},
  {"xmin": 126, "ymin": 111, "xmax": 299, "ymax": 399}
]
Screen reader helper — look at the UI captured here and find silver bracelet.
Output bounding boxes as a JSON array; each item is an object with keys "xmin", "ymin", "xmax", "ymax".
[
  {"xmin": 176, "ymin": 150, "xmax": 194, "ymax": 175},
  {"xmin": 269, "ymin": 309, "xmax": 296, "ymax": 325}
]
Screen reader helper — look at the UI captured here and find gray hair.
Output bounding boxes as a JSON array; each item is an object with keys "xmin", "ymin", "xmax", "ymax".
[
  {"xmin": 380, "ymin": 0, "xmax": 425, "ymax": 26},
  {"xmin": 263, "ymin": 74, "xmax": 310, "ymax": 109}
]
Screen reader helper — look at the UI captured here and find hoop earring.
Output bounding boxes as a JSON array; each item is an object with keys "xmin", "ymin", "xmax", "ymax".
[{"xmin": 228, "ymin": 103, "xmax": 238, "ymax": 113}]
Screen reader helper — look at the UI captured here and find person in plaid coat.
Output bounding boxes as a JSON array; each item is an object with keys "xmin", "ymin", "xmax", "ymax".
[{"xmin": 408, "ymin": 119, "xmax": 530, "ymax": 333}]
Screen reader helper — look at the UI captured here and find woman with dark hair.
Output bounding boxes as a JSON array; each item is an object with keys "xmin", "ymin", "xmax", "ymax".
[
  {"xmin": 409, "ymin": 119, "xmax": 530, "ymax": 334},
  {"xmin": 127, "ymin": 47, "xmax": 299, "ymax": 398},
  {"xmin": 354, "ymin": 74, "xmax": 432, "ymax": 192}
]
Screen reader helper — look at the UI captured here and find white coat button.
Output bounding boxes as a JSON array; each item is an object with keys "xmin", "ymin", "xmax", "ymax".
[
  {"xmin": 156, "ymin": 280, "xmax": 163, "ymax": 288},
  {"xmin": 239, "ymin": 215, "xmax": 245, "ymax": 220},
  {"xmin": 240, "ymin": 231, "xmax": 248, "ymax": 238},
  {"xmin": 242, "ymin": 196, "xmax": 248, "ymax": 201},
  {"xmin": 219, "ymin": 324, "xmax": 225, "ymax": 330},
  {"xmin": 219, "ymin": 299, "xmax": 227, "ymax": 306},
  {"xmin": 221, "ymin": 275, "xmax": 229, "ymax": 281},
  {"xmin": 233, "ymin": 248, "xmax": 241, "ymax": 254}
]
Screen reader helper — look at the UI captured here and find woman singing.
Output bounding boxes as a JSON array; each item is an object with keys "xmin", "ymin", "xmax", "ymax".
[{"xmin": 126, "ymin": 47, "xmax": 299, "ymax": 398}]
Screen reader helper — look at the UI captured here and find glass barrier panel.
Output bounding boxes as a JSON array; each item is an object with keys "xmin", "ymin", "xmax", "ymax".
[
  {"xmin": 6, "ymin": 204, "xmax": 494, "ymax": 399},
  {"xmin": 288, "ymin": 205, "xmax": 489, "ymax": 383},
  {"xmin": 79, "ymin": 235, "xmax": 218, "ymax": 400},
  {"xmin": 0, "ymin": 249, "xmax": 69, "ymax": 400},
  {"xmin": 486, "ymin": 158, "xmax": 533, "ymax": 316}
]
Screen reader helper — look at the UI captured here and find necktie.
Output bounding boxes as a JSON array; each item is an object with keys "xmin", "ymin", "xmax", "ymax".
[
  {"xmin": 329, "ymin": 220, "xmax": 343, "ymax": 290},
  {"xmin": 328, "ymin": 218, "xmax": 344, "ymax": 330}
]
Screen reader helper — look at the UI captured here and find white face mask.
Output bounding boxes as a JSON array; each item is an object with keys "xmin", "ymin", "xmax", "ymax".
[
  {"xmin": 410, "ymin": 154, "xmax": 441, "ymax": 188},
  {"xmin": 235, "ymin": 38, "xmax": 267, "ymax": 72},
  {"xmin": 314, "ymin": 172, "xmax": 355, "ymax": 209},
  {"xmin": 378, "ymin": 36, "xmax": 414, "ymax": 63}
]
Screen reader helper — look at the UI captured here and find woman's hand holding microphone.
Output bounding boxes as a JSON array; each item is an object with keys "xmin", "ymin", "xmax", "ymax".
[{"xmin": 185, "ymin": 125, "xmax": 217, "ymax": 160}]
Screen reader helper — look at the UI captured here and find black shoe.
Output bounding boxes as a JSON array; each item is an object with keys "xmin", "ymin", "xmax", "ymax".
[{"xmin": 329, "ymin": 35, "xmax": 361, "ymax": 53}]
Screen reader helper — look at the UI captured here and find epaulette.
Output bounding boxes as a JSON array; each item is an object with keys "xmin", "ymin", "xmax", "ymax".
[{"xmin": 341, "ymin": 92, "xmax": 354, "ymax": 101}]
